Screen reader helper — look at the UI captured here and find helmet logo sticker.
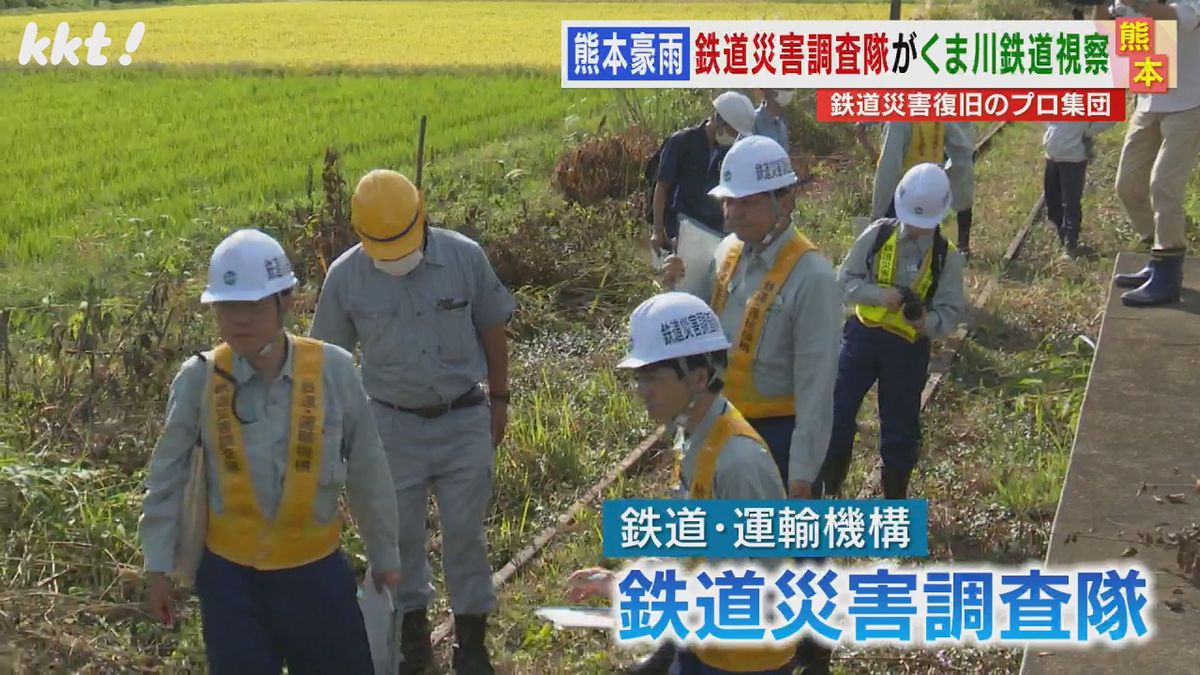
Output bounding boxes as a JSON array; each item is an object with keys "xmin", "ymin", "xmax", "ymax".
[
  {"xmin": 223, "ymin": 270, "xmax": 237, "ymax": 286},
  {"xmin": 264, "ymin": 255, "xmax": 290, "ymax": 280}
]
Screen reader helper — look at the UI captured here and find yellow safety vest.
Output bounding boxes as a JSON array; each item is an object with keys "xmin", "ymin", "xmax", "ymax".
[
  {"xmin": 710, "ymin": 230, "xmax": 817, "ymax": 418},
  {"xmin": 903, "ymin": 122, "xmax": 944, "ymax": 169},
  {"xmin": 205, "ymin": 336, "xmax": 342, "ymax": 570},
  {"xmin": 681, "ymin": 404, "xmax": 797, "ymax": 671},
  {"xmin": 854, "ymin": 228, "xmax": 936, "ymax": 343}
]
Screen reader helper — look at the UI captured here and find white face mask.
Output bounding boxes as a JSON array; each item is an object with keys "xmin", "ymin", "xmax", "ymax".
[
  {"xmin": 715, "ymin": 129, "xmax": 737, "ymax": 147},
  {"xmin": 373, "ymin": 250, "xmax": 423, "ymax": 276},
  {"xmin": 774, "ymin": 90, "xmax": 794, "ymax": 106}
]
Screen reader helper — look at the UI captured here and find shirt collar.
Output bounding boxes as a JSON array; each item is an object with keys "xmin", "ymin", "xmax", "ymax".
[
  {"xmin": 420, "ymin": 227, "xmax": 446, "ymax": 267},
  {"xmin": 231, "ymin": 333, "xmax": 295, "ymax": 384},
  {"xmin": 899, "ymin": 225, "xmax": 935, "ymax": 255},
  {"xmin": 747, "ymin": 224, "xmax": 796, "ymax": 266}
]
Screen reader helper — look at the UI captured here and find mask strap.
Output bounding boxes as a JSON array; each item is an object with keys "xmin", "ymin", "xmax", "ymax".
[{"xmin": 761, "ymin": 191, "xmax": 790, "ymax": 247}]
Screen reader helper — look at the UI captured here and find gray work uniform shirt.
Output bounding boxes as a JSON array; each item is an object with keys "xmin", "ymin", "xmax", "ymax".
[
  {"xmin": 679, "ymin": 395, "xmax": 787, "ymax": 500},
  {"xmin": 138, "ymin": 337, "xmax": 402, "ymax": 574},
  {"xmin": 753, "ymin": 103, "xmax": 789, "ymax": 153},
  {"xmin": 838, "ymin": 220, "xmax": 968, "ymax": 340},
  {"xmin": 1043, "ymin": 121, "xmax": 1116, "ymax": 163},
  {"xmin": 686, "ymin": 227, "xmax": 842, "ymax": 484},
  {"xmin": 308, "ymin": 227, "xmax": 516, "ymax": 409},
  {"xmin": 871, "ymin": 122, "xmax": 977, "ymax": 219}
]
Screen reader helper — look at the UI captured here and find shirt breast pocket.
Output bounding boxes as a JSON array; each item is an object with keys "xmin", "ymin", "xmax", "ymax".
[
  {"xmin": 758, "ymin": 295, "xmax": 791, "ymax": 365},
  {"xmin": 350, "ymin": 306, "xmax": 415, "ymax": 368},
  {"xmin": 313, "ymin": 413, "xmax": 347, "ymax": 524},
  {"xmin": 432, "ymin": 296, "xmax": 474, "ymax": 363}
]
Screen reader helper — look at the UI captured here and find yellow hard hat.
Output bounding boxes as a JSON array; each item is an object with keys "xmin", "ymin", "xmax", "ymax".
[{"xmin": 351, "ymin": 169, "xmax": 427, "ymax": 260}]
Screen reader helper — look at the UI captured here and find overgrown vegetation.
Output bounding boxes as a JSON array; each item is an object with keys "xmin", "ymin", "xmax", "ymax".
[{"xmin": 3, "ymin": 0, "xmax": 1198, "ymax": 672}]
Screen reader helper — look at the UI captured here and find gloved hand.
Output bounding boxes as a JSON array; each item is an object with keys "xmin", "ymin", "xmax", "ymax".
[{"xmin": 1082, "ymin": 135, "xmax": 1096, "ymax": 162}]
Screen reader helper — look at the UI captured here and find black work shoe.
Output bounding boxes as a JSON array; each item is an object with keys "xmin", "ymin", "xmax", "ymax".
[
  {"xmin": 452, "ymin": 614, "xmax": 495, "ymax": 675},
  {"xmin": 881, "ymin": 466, "xmax": 912, "ymax": 500},
  {"xmin": 621, "ymin": 641, "xmax": 676, "ymax": 675},
  {"xmin": 398, "ymin": 609, "xmax": 434, "ymax": 675}
]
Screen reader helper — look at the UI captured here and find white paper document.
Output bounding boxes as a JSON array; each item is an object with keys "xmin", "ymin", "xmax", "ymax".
[
  {"xmin": 357, "ymin": 569, "xmax": 397, "ymax": 674},
  {"xmin": 675, "ymin": 214, "xmax": 723, "ymax": 298},
  {"xmin": 535, "ymin": 606, "xmax": 616, "ymax": 630}
]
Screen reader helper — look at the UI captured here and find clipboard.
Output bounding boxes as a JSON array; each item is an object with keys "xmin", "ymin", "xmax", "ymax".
[
  {"xmin": 535, "ymin": 606, "xmax": 616, "ymax": 630},
  {"xmin": 675, "ymin": 214, "xmax": 723, "ymax": 298}
]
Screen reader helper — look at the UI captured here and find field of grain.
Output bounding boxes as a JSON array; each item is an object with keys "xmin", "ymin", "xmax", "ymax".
[
  {"xmin": 0, "ymin": 68, "xmax": 614, "ymax": 284},
  {"xmin": 0, "ymin": 1, "xmax": 891, "ymax": 69},
  {"xmin": 0, "ymin": 1, "xmax": 895, "ymax": 297}
]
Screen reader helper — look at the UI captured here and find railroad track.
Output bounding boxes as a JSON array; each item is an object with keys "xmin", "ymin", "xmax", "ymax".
[{"xmin": 428, "ymin": 120, "xmax": 1022, "ymax": 649}]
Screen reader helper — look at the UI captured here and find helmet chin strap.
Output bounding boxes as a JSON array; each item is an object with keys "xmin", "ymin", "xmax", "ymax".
[
  {"xmin": 758, "ymin": 192, "xmax": 790, "ymax": 248},
  {"xmin": 672, "ymin": 355, "xmax": 721, "ymax": 429},
  {"xmin": 253, "ymin": 293, "xmax": 288, "ymax": 358}
]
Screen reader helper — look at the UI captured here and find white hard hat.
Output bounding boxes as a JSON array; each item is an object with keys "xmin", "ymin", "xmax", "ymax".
[
  {"xmin": 894, "ymin": 163, "xmax": 953, "ymax": 230},
  {"xmin": 712, "ymin": 91, "xmax": 756, "ymax": 137},
  {"xmin": 201, "ymin": 229, "xmax": 298, "ymax": 304},
  {"xmin": 617, "ymin": 292, "xmax": 731, "ymax": 369},
  {"xmin": 708, "ymin": 135, "xmax": 797, "ymax": 200}
]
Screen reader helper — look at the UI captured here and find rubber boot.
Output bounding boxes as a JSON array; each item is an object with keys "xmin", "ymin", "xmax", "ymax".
[
  {"xmin": 815, "ymin": 449, "xmax": 854, "ymax": 499},
  {"xmin": 880, "ymin": 466, "xmax": 911, "ymax": 500},
  {"xmin": 621, "ymin": 641, "xmax": 676, "ymax": 675},
  {"xmin": 452, "ymin": 614, "xmax": 495, "ymax": 675},
  {"xmin": 1114, "ymin": 261, "xmax": 1154, "ymax": 288},
  {"xmin": 956, "ymin": 208, "xmax": 972, "ymax": 259},
  {"xmin": 1122, "ymin": 249, "xmax": 1185, "ymax": 307},
  {"xmin": 398, "ymin": 609, "xmax": 434, "ymax": 675}
]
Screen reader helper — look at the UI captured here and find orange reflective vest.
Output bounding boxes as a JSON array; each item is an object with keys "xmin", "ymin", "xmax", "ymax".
[
  {"xmin": 710, "ymin": 230, "xmax": 816, "ymax": 418},
  {"xmin": 854, "ymin": 227, "xmax": 936, "ymax": 343},
  {"xmin": 205, "ymin": 337, "xmax": 342, "ymax": 570},
  {"xmin": 682, "ymin": 403, "xmax": 797, "ymax": 671}
]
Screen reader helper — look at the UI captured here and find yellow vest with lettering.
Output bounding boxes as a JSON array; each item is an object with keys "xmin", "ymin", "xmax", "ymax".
[
  {"xmin": 710, "ymin": 230, "xmax": 817, "ymax": 419},
  {"xmin": 205, "ymin": 336, "xmax": 342, "ymax": 570},
  {"xmin": 682, "ymin": 404, "xmax": 797, "ymax": 671},
  {"xmin": 854, "ymin": 228, "xmax": 937, "ymax": 343},
  {"xmin": 903, "ymin": 122, "xmax": 944, "ymax": 169}
]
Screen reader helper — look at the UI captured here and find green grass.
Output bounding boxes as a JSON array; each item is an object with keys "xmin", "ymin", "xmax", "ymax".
[{"xmin": 0, "ymin": 68, "xmax": 613, "ymax": 293}]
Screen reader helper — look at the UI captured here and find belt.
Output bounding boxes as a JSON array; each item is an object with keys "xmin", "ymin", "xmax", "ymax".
[{"xmin": 371, "ymin": 386, "xmax": 486, "ymax": 419}]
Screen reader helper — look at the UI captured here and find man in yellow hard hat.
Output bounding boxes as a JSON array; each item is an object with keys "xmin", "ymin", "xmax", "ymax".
[
  {"xmin": 139, "ymin": 228, "xmax": 401, "ymax": 674},
  {"xmin": 309, "ymin": 170, "xmax": 516, "ymax": 674}
]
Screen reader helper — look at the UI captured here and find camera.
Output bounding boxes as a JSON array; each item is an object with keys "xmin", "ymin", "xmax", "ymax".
[{"xmin": 896, "ymin": 287, "xmax": 925, "ymax": 322}]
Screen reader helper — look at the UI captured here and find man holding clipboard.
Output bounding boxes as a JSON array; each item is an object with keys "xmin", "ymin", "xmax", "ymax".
[{"xmin": 661, "ymin": 135, "xmax": 842, "ymax": 675}]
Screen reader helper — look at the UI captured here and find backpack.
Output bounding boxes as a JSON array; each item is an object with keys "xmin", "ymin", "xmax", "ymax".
[{"xmin": 863, "ymin": 219, "xmax": 949, "ymax": 305}]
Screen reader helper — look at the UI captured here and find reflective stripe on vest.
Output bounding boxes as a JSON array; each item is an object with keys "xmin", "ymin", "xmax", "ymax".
[
  {"xmin": 854, "ymin": 229, "xmax": 935, "ymax": 343},
  {"xmin": 710, "ymin": 230, "xmax": 816, "ymax": 418},
  {"xmin": 685, "ymin": 405, "xmax": 797, "ymax": 671},
  {"xmin": 205, "ymin": 336, "xmax": 342, "ymax": 570}
]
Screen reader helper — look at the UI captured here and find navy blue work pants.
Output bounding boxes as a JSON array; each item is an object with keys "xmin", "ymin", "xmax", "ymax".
[
  {"xmin": 194, "ymin": 547, "xmax": 374, "ymax": 675},
  {"xmin": 826, "ymin": 316, "xmax": 931, "ymax": 480}
]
